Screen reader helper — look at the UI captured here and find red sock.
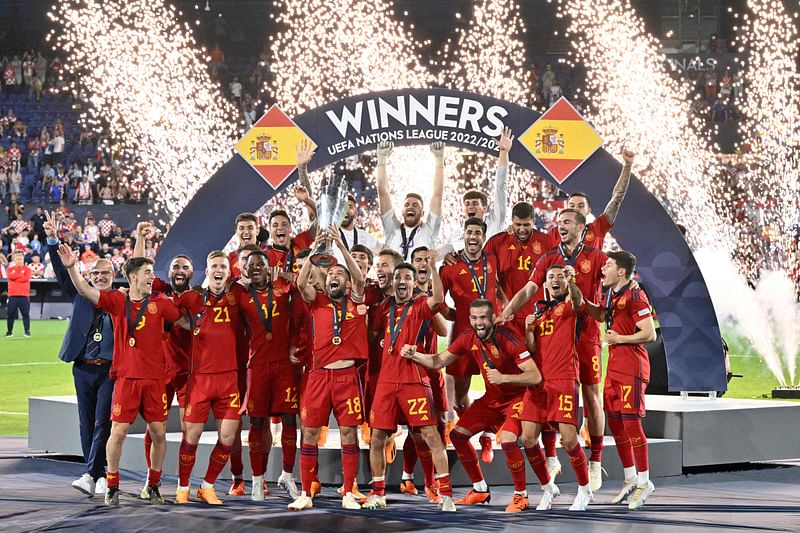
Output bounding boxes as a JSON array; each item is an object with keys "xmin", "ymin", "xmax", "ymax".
[
  {"xmin": 229, "ymin": 448, "xmax": 244, "ymax": 479},
  {"xmin": 436, "ymin": 473, "xmax": 453, "ymax": 497},
  {"xmin": 248, "ymin": 423, "xmax": 267, "ymax": 476},
  {"xmin": 589, "ymin": 435, "xmax": 604, "ymax": 462},
  {"xmin": 524, "ymin": 444, "xmax": 550, "ymax": 486},
  {"xmin": 281, "ymin": 419, "xmax": 297, "ymax": 473},
  {"xmin": 143, "ymin": 429, "xmax": 152, "ymax": 470},
  {"xmin": 565, "ymin": 443, "xmax": 589, "ymax": 486},
  {"xmin": 300, "ymin": 444, "xmax": 318, "ymax": 494},
  {"xmin": 416, "ymin": 440, "xmax": 435, "ymax": 487},
  {"xmin": 148, "ymin": 468, "xmax": 162, "ymax": 487},
  {"xmin": 608, "ymin": 415, "xmax": 634, "ymax": 468},
  {"xmin": 341, "ymin": 443, "xmax": 359, "ymax": 493},
  {"xmin": 541, "ymin": 429, "xmax": 557, "ymax": 458},
  {"xmin": 205, "ymin": 442, "xmax": 233, "ymax": 485},
  {"xmin": 450, "ymin": 431, "xmax": 484, "ymax": 484},
  {"xmin": 500, "ymin": 442, "xmax": 527, "ymax": 492},
  {"xmin": 402, "ymin": 433, "xmax": 418, "ymax": 474},
  {"xmin": 178, "ymin": 439, "xmax": 198, "ymax": 486},
  {"xmin": 372, "ymin": 478, "xmax": 386, "ymax": 496},
  {"xmin": 107, "ymin": 471, "xmax": 119, "ymax": 489},
  {"xmin": 623, "ymin": 417, "xmax": 649, "ymax": 472}
]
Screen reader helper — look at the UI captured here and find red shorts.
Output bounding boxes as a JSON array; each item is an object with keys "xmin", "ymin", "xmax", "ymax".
[
  {"xmin": 521, "ymin": 379, "xmax": 580, "ymax": 426},
  {"xmin": 604, "ymin": 374, "xmax": 647, "ymax": 418},
  {"xmin": 370, "ymin": 382, "xmax": 436, "ymax": 431},
  {"xmin": 111, "ymin": 377, "xmax": 168, "ymax": 424},
  {"xmin": 577, "ymin": 334, "xmax": 602, "ymax": 385},
  {"xmin": 455, "ymin": 394, "xmax": 524, "ymax": 436},
  {"xmin": 166, "ymin": 374, "xmax": 188, "ymax": 409},
  {"xmin": 300, "ymin": 366, "xmax": 364, "ymax": 428},
  {"xmin": 184, "ymin": 371, "xmax": 241, "ymax": 423},
  {"xmin": 446, "ymin": 353, "xmax": 480, "ymax": 377},
  {"xmin": 247, "ymin": 360, "xmax": 300, "ymax": 417},
  {"xmin": 428, "ymin": 368, "xmax": 448, "ymax": 413}
]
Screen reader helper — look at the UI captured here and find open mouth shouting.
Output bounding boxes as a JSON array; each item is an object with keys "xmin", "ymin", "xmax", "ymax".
[{"xmin": 465, "ymin": 237, "xmax": 481, "ymax": 254}]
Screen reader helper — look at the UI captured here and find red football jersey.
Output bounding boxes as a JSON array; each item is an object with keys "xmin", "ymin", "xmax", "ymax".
[
  {"xmin": 267, "ymin": 231, "xmax": 314, "ymax": 274},
  {"xmin": 234, "ymin": 282, "xmax": 292, "ymax": 364},
  {"xmin": 97, "ymin": 291, "xmax": 181, "ymax": 379},
  {"xmin": 373, "ymin": 296, "xmax": 437, "ymax": 384},
  {"xmin": 152, "ymin": 277, "xmax": 192, "ymax": 378},
  {"xmin": 549, "ymin": 213, "xmax": 612, "ymax": 251},
  {"xmin": 533, "ymin": 299, "xmax": 581, "ymax": 381},
  {"xmin": 485, "ymin": 230, "xmax": 555, "ymax": 320},
  {"xmin": 365, "ymin": 281, "xmax": 389, "ymax": 380},
  {"xmin": 606, "ymin": 287, "xmax": 653, "ymax": 381},
  {"xmin": 290, "ymin": 285, "xmax": 312, "ymax": 369},
  {"xmin": 308, "ymin": 291, "xmax": 369, "ymax": 370},
  {"xmin": 529, "ymin": 246, "xmax": 607, "ymax": 344},
  {"xmin": 181, "ymin": 289, "xmax": 242, "ymax": 374},
  {"xmin": 448, "ymin": 326, "xmax": 531, "ymax": 403},
  {"xmin": 440, "ymin": 253, "xmax": 500, "ymax": 337}
]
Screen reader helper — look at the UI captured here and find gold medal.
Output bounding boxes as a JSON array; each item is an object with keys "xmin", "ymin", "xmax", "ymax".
[
  {"xmin": 128, "ymin": 337, "xmax": 136, "ymax": 347},
  {"xmin": 93, "ymin": 332, "xmax": 103, "ymax": 342},
  {"xmin": 193, "ymin": 327, "xmax": 200, "ymax": 336},
  {"xmin": 332, "ymin": 336, "xmax": 342, "ymax": 345},
  {"xmin": 379, "ymin": 339, "xmax": 384, "ymax": 348},
  {"xmin": 266, "ymin": 332, "xmax": 273, "ymax": 341},
  {"xmin": 388, "ymin": 345, "xmax": 393, "ymax": 354}
]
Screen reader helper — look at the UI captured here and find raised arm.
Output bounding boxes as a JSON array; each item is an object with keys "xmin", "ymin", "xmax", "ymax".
[
  {"xmin": 524, "ymin": 314, "xmax": 537, "ymax": 353},
  {"xmin": 428, "ymin": 142, "xmax": 445, "ymax": 217},
  {"xmin": 427, "ymin": 252, "xmax": 444, "ymax": 309},
  {"xmin": 499, "ymin": 280, "xmax": 539, "ymax": 323},
  {"xmin": 296, "ymin": 233, "xmax": 323, "ymax": 303},
  {"xmin": 57, "ymin": 243, "xmax": 100, "ymax": 304},
  {"xmin": 491, "ymin": 127, "xmax": 513, "ymax": 233},
  {"xmin": 132, "ymin": 221, "xmax": 151, "ymax": 258},
  {"xmin": 564, "ymin": 265, "xmax": 583, "ymax": 310},
  {"xmin": 603, "ymin": 149, "xmax": 634, "ymax": 225},
  {"xmin": 295, "ymin": 139, "xmax": 315, "ymax": 194},
  {"xmin": 43, "ymin": 210, "xmax": 76, "ymax": 296},
  {"xmin": 376, "ymin": 141, "xmax": 394, "ymax": 217},
  {"xmin": 400, "ymin": 344, "xmax": 459, "ymax": 370},
  {"xmin": 329, "ymin": 225, "xmax": 364, "ymax": 298}
]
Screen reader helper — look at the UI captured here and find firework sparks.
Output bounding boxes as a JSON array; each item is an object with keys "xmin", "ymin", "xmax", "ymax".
[{"xmin": 48, "ymin": 0, "xmax": 238, "ymax": 221}]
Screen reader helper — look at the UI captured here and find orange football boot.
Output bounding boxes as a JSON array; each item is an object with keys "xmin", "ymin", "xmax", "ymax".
[
  {"xmin": 456, "ymin": 489, "xmax": 491, "ymax": 505},
  {"xmin": 399, "ymin": 479, "xmax": 418, "ymax": 495},
  {"xmin": 505, "ymin": 493, "xmax": 528, "ymax": 513}
]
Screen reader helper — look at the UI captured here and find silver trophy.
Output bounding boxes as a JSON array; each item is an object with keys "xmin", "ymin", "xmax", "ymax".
[{"xmin": 310, "ymin": 175, "xmax": 349, "ymax": 267}]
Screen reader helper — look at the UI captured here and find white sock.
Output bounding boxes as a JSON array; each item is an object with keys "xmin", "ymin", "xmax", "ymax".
[
  {"xmin": 178, "ymin": 484, "xmax": 190, "ymax": 491},
  {"xmin": 401, "ymin": 471, "xmax": 414, "ymax": 480},
  {"xmin": 372, "ymin": 476, "xmax": 385, "ymax": 483},
  {"xmin": 514, "ymin": 490, "xmax": 527, "ymax": 497},
  {"xmin": 579, "ymin": 483, "xmax": 591, "ymax": 493},
  {"xmin": 637, "ymin": 470, "xmax": 649, "ymax": 486},
  {"xmin": 473, "ymin": 479, "xmax": 488, "ymax": 492},
  {"xmin": 623, "ymin": 466, "xmax": 637, "ymax": 480},
  {"xmin": 282, "ymin": 470, "xmax": 293, "ymax": 478},
  {"xmin": 201, "ymin": 480, "xmax": 214, "ymax": 489},
  {"xmin": 252, "ymin": 475, "xmax": 263, "ymax": 483},
  {"xmin": 546, "ymin": 456, "xmax": 559, "ymax": 467}
]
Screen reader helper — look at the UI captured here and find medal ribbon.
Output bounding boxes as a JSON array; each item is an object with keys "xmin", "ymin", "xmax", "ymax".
[
  {"xmin": 557, "ymin": 241, "xmax": 584, "ymax": 267},
  {"xmin": 388, "ymin": 297, "xmax": 413, "ymax": 354},
  {"xmin": 604, "ymin": 282, "xmax": 632, "ymax": 331},
  {"xmin": 461, "ymin": 252, "xmax": 488, "ymax": 298},
  {"xmin": 331, "ymin": 298, "xmax": 348, "ymax": 340},
  {"xmin": 125, "ymin": 295, "xmax": 150, "ymax": 345},
  {"xmin": 340, "ymin": 228, "xmax": 358, "ymax": 250},
  {"xmin": 399, "ymin": 225, "xmax": 419, "ymax": 260},
  {"xmin": 477, "ymin": 330, "xmax": 498, "ymax": 370},
  {"xmin": 249, "ymin": 285, "xmax": 274, "ymax": 336}
]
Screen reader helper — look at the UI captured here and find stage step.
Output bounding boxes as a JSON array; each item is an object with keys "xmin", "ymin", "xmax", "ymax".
[{"xmin": 119, "ymin": 429, "xmax": 682, "ymax": 486}]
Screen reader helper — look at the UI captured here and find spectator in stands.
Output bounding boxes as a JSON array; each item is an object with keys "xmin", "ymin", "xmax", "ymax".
[
  {"xmin": 22, "ymin": 52, "xmax": 34, "ymax": 87},
  {"xmin": 5, "ymin": 193, "xmax": 23, "ymax": 223},
  {"xmin": 109, "ymin": 247, "xmax": 124, "ymax": 275},
  {"xmin": 76, "ymin": 176, "xmax": 93, "ymax": 205},
  {"xmin": 711, "ymin": 98, "xmax": 728, "ymax": 123},
  {"xmin": 98, "ymin": 182, "xmax": 113, "ymax": 204},
  {"xmin": 27, "ymin": 137, "xmax": 41, "ymax": 170},
  {"xmin": 29, "ymin": 254, "xmax": 44, "ymax": 278},
  {"xmin": 4, "ymin": 60, "xmax": 17, "ymax": 97},
  {"xmin": 30, "ymin": 233, "xmax": 43, "ymax": 257},
  {"xmin": 0, "ymin": 167, "xmax": 6, "ymax": 199},
  {"xmin": 97, "ymin": 212, "xmax": 115, "ymax": 245},
  {"xmin": 29, "ymin": 206, "xmax": 46, "ymax": 242},
  {"xmin": 229, "ymin": 75, "xmax": 243, "ymax": 106},
  {"xmin": 29, "ymin": 74, "xmax": 43, "ymax": 102},
  {"xmin": 7, "ymin": 143, "xmax": 21, "ymax": 173},
  {"xmin": 11, "ymin": 55, "xmax": 22, "ymax": 87},
  {"xmin": 529, "ymin": 64, "xmax": 540, "ymax": 106},
  {"xmin": 9, "ymin": 211, "xmax": 30, "ymax": 235},
  {"xmin": 541, "ymin": 63, "xmax": 555, "ymax": 104},
  {"xmin": 34, "ymin": 52, "xmax": 47, "ymax": 85},
  {"xmin": 5, "ymin": 250, "xmax": 31, "ymax": 337},
  {"xmin": 83, "ymin": 216, "xmax": 99, "ymax": 250},
  {"xmin": 704, "ymin": 70, "xmax": 717, "ymax": 102},
  {"xmin": 52, "ymin": 130, "xmax": 65, "ymax": 166},
  {"xmin": 209, "ymin": 42, "xmax": 225, "ymax": 79},
  {"xmin": 98, "ymin": 242, "xmax": 112, "ymax": 259},
  {"xmin": 9, "ymin": 170, "xmax": 21, "ymax": 197},
  {"xmin": 719, "ymin": 70, "xmax": 733, "ymax": 102},
  {"xmin": 120, "ymin": 238, "xmax": 134, "ymax": 258},
  {"xmin": 110, "ymin": 225, "xmax": 125, "ymax": 247}
]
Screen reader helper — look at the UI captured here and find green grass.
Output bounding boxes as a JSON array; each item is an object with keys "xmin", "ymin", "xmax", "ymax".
[{"xmin": 0, "ymin": 320, "xmax": 794, "ymax": 436}]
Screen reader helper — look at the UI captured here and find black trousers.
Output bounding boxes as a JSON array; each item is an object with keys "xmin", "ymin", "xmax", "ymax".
[
  {"xmin": 73, "ymin": 362, "xmax": 113, "ymax": 479},
  {"xmin": 6, "ymin": 296, "xmax": 30, "ymax": 334}
]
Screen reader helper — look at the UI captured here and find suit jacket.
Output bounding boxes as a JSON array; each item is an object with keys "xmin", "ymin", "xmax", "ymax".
[{"xmin": 49, "ymin": 241, "xmax": 113, "ymax": 362}]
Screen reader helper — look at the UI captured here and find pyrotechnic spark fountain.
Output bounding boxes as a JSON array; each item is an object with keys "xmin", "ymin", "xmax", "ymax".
[{"xmin": 47, "ymin": 0, "xmax": 238, "ymax": 221}]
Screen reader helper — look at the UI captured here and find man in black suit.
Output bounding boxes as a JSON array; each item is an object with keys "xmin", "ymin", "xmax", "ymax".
[{"xmin": 45, "ymin": 211, "xmax": 116, "ymax": 497}]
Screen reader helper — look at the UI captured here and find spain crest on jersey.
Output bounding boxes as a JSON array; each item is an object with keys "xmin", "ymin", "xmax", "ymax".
[
  {"xmin": 617, "ymin": 297, "xmax": 627, "ymax": 309},
  {"xmin": 148, "ymin": 302, "xmax": 158, "ymax": 314},
  {"xmin": 580, "ymin": 259, "xmax": 592, "ymax": 274},
  {"xmin": 585, "ymin": 230, "xmax": 595, "ymax": 243},
  {"xmin": 554, "ymin": 303, "xmax": 564, "ymax": 317},
  {"xmin": 532, "ymin": 241, "xmax": 542, "ymax": 255}
]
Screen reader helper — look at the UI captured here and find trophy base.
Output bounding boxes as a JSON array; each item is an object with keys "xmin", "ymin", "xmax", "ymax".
[{"xmin": 310, "ymin": 252, "xmax": 337, "ymax": 268}]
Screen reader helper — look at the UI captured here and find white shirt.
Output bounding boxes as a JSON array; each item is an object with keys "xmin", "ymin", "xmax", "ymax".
[
  {"xmin": 381, "ymin": 211, "xmax": 442, "ymax": 260},
  {"xmin": 332, "ymin": 226, "xmax": 382, "ymax": 265}
]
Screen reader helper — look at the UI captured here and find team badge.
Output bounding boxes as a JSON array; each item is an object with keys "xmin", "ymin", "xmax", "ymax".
[
  {"xmin": 617, "ymin": 297, "xmax": 627, "ymax": 309},
  {"xmin": 300, "ymin": 407, "xmax": 307, "ymax": 421},
  {"xmin": 113, "ymin": 403, "xmax": 122, "ymax": 417},
  {"xmin": 580, "ymin": 259, "xmax": 592, "ymax": 273},
  {"xmin": 274, "ymin": 289, "xmax": 282, "ymax": 297},
  {"xmin": 585, "ymin": 230, "xmax": 595, "ymax": 243},
  {"xmin": 554, "ymin": 304, "xmax": 564, "ymax": 317},
  {"xmin": 490, "ymin": 346, "xmax": 499, "ymax": 358},
  {"xmin": 356, "ymin": 304, "xmax": 367, "ymax": 315},
  {"xmin": 532, "ymin": 241, "xmax": 542, "ymax": 255},
  {"xmin": 227, "ymin": 293, "xmax": 236, "ymax": 305},
  {"xmin": 148, "ymin": 302, "xmax": 158, "ymax": 314}
]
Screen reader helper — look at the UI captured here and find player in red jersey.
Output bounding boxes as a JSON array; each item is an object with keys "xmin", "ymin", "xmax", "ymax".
[
  {"xmin": 519, "ymin": 264, "xmax": 594, "ymax": 511},
  {"xmin": 266, "ymin": 209, "xmax": 313, "ymax": 276},
  {"xmin": 288, "ymin": 228, "xmax": 368, "ymax": 511},
  {"xmin": 57, "ymin": 250, "xmax": 182, "ymax": 506},
  {"xmin": 363, "ymin": 256, "xmax": 456, "ymax": 512},
  {"xmin": 440, "ymin": 217, "xmax": 503, "ymax": 463},
  {"xmin": 173, "ymin": 251, "xmax": 243, "ymax": 505},
  {"xmin": 547, "ymin": 149, "xmax": 634, "ymax": 251},
  {"xmin": 229, "ymin": 212, "xmax": 268, "ymax": 278},
  {"xmin": 401, "ymin": 299, "xmax": 542, "ymax": 509},
  {"xmin": 235, "ymin": 249, "xmax": 300, "ymax": 501},
  {"xmin": 585, "ymin": 251, "xmax": 656, "ymax": 510},
  {"xmin": 484, "ymin": 201, "xmax": 555, "ymax": 337},
  {"xmin": 500, "ymin": 208, "xmax": 607, "ymax": 490},
  {"xmin": 399, "ymin": 246, "xmax": 450, "ymax": 501}
]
